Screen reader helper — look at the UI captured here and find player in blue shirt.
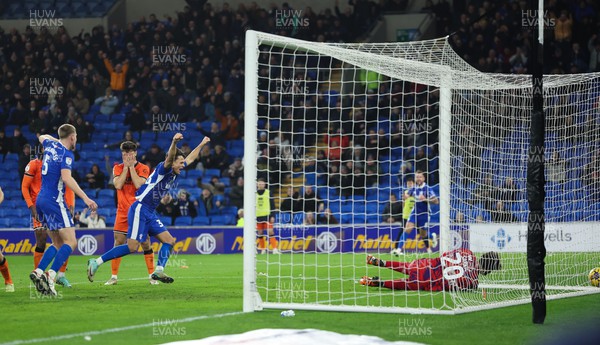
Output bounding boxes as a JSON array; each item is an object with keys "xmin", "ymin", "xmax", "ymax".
[
  {"xmin": 396, "ymin": 171, "xmax": 439, "ymax": 254},
  {"xmin": 87, "ymin": 133, "xmax": 210, "ymax": 284},
  {"xmin": 29, "ymin": 124, "xmax": 98, "ymax": 296}
]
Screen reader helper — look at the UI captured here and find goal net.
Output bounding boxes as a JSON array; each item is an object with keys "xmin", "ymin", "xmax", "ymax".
[{"xmin": 243, "ymin": 30, "xmax": 600, "ymax": 314}]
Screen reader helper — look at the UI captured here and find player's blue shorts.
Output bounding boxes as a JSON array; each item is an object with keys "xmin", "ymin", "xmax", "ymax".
[
  {"xmin": 127, "ymin": 201, "xmax": 167, "ymax": 242},
  {"xmin": 407, "ymin": 212, "xmax": 429, "ymax": 229},
  {"xmin": 36, "ymin": 196, "xmax": 74, "ymax": 230}
]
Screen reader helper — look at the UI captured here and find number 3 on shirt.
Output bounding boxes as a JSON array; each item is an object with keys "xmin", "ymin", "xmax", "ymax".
[
  {"xmin": 442, "ymin": 253, "xmax": 465, "ymax": 280},
  {"xmin": 41, "ymin": 155, "xmax": 50, "ymax": 175}
]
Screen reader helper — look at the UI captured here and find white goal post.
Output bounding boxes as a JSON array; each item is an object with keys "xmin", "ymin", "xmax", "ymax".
[{"xmin": 243, "ymin": 30, "xmax": 600, "ymax": 314}]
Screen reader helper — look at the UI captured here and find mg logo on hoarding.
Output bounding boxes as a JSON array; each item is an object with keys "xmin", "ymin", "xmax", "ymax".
[
  {"xmin": 316, "ymin": 232, "xmax": 337, "ymax": 253},
  {"xmin": 196, "ymin": 234, "xmax": 216, "ymax": 254},
  {"xmin": 491, "ymin": 228, "xmax": 511, "ymax": 250},
  {"xmin": 77, "ymin": 235, "xmax": 98, "ymax": 255}
]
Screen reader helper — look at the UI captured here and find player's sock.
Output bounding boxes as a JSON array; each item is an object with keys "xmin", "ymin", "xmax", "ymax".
[
  {"xmin": 157, "ymin": 243, "xmax": 173, "ymax": 268},
  {"xmin": 155, "ymin": 265, "xmax": 164, "ymax": 272},
  {"xmin": 50, "ymin": 245, "xmax": 72, "ymax": 273},
  {"xmin": 59, "ymin": 258, "xmax": 68, "ymax": 273},
  {"xmin": 144, "ymin": 249, "xmax": 155, "ymax": 274},
  {"xmin": 269, "ymin": 237, "xmax": 278, "ymax": 250},
  {"xmin": 394, "ymin": 229, "xmax": 404, "ymax": 249},
  {"xmin": 396, "ymin": 231, "xmax": 408, "ymax": 252},
  {"xmin": 111, "ymin": 258, "xmax": 122, "ymax": 276},
  {"xmin": 34, "ymin": 247, "xmax": 44, "ymax": 268},
  {"xmin": 37, "ymin": 245, "xmax": 58, "ymax": 271},
  {"xmin": 258, "ymin": 236, "xmax": 266, "ymax": 250},
  {"xmin": 57, "ymin": 271, "xmax": 65, "ymax": 279},
  {"xmin": 98, "ymin": 244, "xmax": 131, "ymax": 265},
  {"xmin": 0, "ymin": 257, "xmax": 13, "ymax": 285}
]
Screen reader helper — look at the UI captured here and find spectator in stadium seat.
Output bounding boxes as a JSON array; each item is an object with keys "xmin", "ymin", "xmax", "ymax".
[
  {"xmin": 173, "ymin": 189, "xmax": 198, "ymax": 218},
  {"xmin": 229, "ymin": 177, "xmax": 244, "ymax": 209},
  {"xmin": 490, "ymin": 201, "xmax": 517, "ymax": 223},
  {"xmin": 280, "ymin": 186, "xmax": 300, "ymax": 214},
  {"xmin": 94, "ymin": 87, "xmax": 120, "ymax": 116},
  {"xmin": 383, "ymin": 193, "xmax": 403, "ymax": 224},
  {"xmin": 74, "ymin": 116, "xmax": 94, "ymax": 143},
  {"xmin": 156, "ymin": 193, "xmax": 178, "ymax": 225},
  {"xmin": 304, "ymin": 212, "xmax": 317, "ymax": 225},
  {"xmin": 454, "ymin": 212, "xmax": 465, "ymax": 223},
  {"xmin": 353, "ymin": 167, "xmax": 366, "ymax": 196},
  {"xmin": 584, "ymin": 151, "xmax": 600, "ymax": 202},
  {"xmin": 221, "ymin": 112, "xmax": 240, "ymax": 140},
  {"xmin": 29, "ymin": 109, "xmax": 51, "ymax": 135},
  {"xmin": 547, "ymin": 151, "xmax": 567, "ymax": 183},
  {"xmin": 225, "ymin": 157, "xmax": 244, "ymax": 180},
  {"xmin": 301, "ymin": 186, "xmax": 321, "ymax": 214},
  {"xmin": 189, "ymin": 97, "xmax": 205, "ymax": 123},
  {"xmin": 318, "ymin": 208, "xmax": 339, "ymax": 225},
  {"xmin": 86, "ymin": 164, "xmax": 106, "ymax": 189},
  {"xmin": 197, "ymin": 145, "xmax": 212, "ymax": 172},
  {"xmin": 201, "ymin": 176, "xmax": 226, "ymax": 196},
  {"xmin": 209, "ymin": 145, "xmax": 230, "ymax": 174},
  {"xmin": 79, "ymin": 208, "xmax": 107, "ymax": 228},
  {"xmin": 8, "ymin": 127, "xmax": 28, "ymax": 154},
  {"xmin": 125, "ymin": 106, "xmax": 150, "ymax": 133},
  {"xmin": 102, "ymin": 52, "xmax": 129, "ymax": 95},
  {"xmin": 8, "ymin": 101, "xmax": 30, "ymax": 126},
  {"xmin": 198, "ymin": 122, "xmax": 228, "ymax": 148},
  {"xmin": 470, "ymin": 174, "xmax": 498, "ymax": 210},
  {"xmin": 200, "ymin": 188, "xmax": 214, "ymax": 214},
  {"xmin": 141, "ymin": 143, "xmax": 165, "ymax": 170},
  {"xmin": 499, "ymin": 177, "xmax": 518, "ymax": 204},
  {"xmin": 364, "ymin": 154, "xmax": 380, "ymax": 187},
  {"xmin": 328, "ymin": 164, "xmax": 341, "ymax": 189},
  {"xmin": 72, "ymin": 90, "xmax": 90, "ymax": 115}
]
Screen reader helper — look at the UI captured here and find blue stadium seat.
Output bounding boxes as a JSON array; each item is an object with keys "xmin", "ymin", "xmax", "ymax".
[
  {"xmin": 186, "ymin": 170, "xmax": 203, "ymax": 179},
  {"xmin": 174, "ymin": 216, "xmax": 193, "ymax": 226},
  {"xmin": 0, "ymin": 219, "xmax": 10, "ymax": 227},
  {"xmin": 97, "ymin": 189, "xmax": 114, "ymax": 198},
  {"xmin": 192, "ymin": 217, "xmax": 210, "ymax": 226},
  {"xmin": 203, "ymin": 169, "xmax": 221, "ymax": 178},
  {"xmin": 210, "ymin": 215, "xmax": 232, "ymax": 225}
]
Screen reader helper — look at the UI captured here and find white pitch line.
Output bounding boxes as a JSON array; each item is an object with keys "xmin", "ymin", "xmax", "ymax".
[{"xmin": 0, "ymin": 311, "xmax": 244, "ymax": 345}]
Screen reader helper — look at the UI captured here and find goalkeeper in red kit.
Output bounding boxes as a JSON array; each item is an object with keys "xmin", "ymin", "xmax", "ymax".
[{"xmin": 360, "ymin": 249, "xmax": 501, "ymax": 291}]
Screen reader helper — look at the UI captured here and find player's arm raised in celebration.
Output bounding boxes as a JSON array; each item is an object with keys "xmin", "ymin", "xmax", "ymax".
[
  {"xmin": 39, "ymin": 134, "xmax": 59, "ymax": 143},
  {"xmin": 164, "ymin": 133, "xmax": 184, "ymax": 169},
  {"xmin": 61, "ymin": 169, "xmax": 98, "ymax": 211},
  {"xmin": 185, "ymin": 136, "xmax": 211, "ymax": 166}
]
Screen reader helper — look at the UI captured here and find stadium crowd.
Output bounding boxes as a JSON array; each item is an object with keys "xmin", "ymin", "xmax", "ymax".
[{"xmin": 0, "ymin": 0, "xmax": 599, "ymax": 227}]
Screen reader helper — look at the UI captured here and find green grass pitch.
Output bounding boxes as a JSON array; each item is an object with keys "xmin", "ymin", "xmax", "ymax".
[{"xmin": 0, "ymin": 254, "xmax": 598, "ymax": 345}]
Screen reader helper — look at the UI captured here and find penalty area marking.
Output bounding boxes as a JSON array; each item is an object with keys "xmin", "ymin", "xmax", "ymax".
[{"xmin": 0, "ymin": 311, "xmax": 244, "ymax": 345}]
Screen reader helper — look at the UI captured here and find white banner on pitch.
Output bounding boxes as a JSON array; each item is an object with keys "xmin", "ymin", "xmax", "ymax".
[{"xmin": 468, "ymin": 222, "xmax": 599, "ymax": 253}]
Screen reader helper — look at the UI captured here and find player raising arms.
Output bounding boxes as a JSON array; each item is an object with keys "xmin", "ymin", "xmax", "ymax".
[
  {"xmin": 0, "ymin": 186, "xmax": 14, "ymax": 292},
  {"xmin": 29, "ymin": 124, "xmax": 98, "ymax": 296},
  {"xmin": 105, "ymin": 141, "xmax": 157, "ymax": 285},
  {"xmin": 360, "ymin": 249, "xmax": 501, "ymax": 291},
  {"xmin": 87, "ymin": 133, "xmax": 211, "ymax": 284},
  {"xmin": 22, "ymin": 146, "xmax": 75, "ymax": 288},
  {"xmin": 396, "ymin": 171, "xmax": 439, "ymax": 254}
]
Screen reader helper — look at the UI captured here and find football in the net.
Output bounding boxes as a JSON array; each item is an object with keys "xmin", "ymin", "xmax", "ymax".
[{"xmin": 589, "ymin": 267, "xmax": 600, "ymax": 287}]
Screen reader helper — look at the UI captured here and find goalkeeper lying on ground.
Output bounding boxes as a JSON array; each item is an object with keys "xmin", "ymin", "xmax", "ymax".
[{"xmin": 360, "ymin": 249, "xmax": 501, "ymax": 291}]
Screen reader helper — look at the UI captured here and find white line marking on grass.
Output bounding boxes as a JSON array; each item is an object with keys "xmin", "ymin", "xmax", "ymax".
[{"xmin": 0, "ymin": 311, "xmax": 244, "ymax": 345}]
